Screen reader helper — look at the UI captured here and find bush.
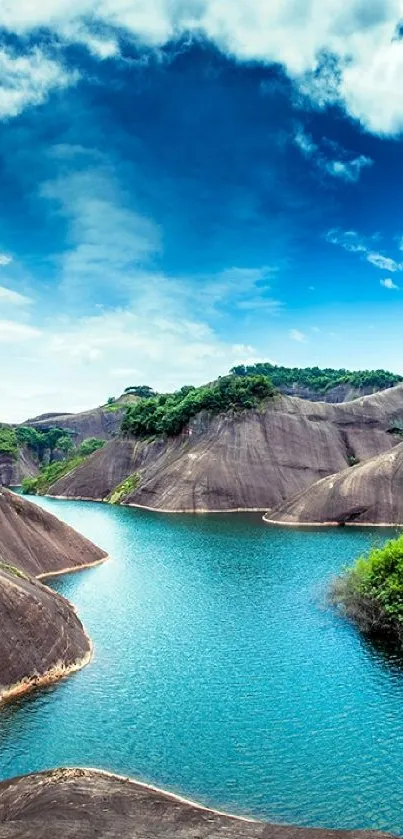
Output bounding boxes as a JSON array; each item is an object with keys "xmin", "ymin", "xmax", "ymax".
[
  {"xmin": 121, "ymin": 374, "xmax": 275, "ymax": 439},
  {"xmin": 78, "ymin": 438, "xmax": 106, "ymax": 457},
  {"xmin": 332, "ymin": 534, "xmax": 403, "ymax": 642},
  {"xmin": 0, "ymin": 426, "xmax": 18, "ymax": 458}
]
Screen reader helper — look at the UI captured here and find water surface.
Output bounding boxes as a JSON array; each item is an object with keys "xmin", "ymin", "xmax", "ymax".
[{"xmin": 1, "ymin": 498, "xmax": 402, "ymax": 834}]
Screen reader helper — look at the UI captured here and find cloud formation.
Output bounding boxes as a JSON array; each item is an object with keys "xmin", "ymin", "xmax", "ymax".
[
  {"xmin": 295, "ymin": 129, "xmax": 373, "ymax": 182},
  {"xmin": 326, "ymin": 229, "xmax": 403, "ymax": 272},
  {"xmin": 2, "ymin": 1, "xmax": 403, "ymax": 133},
  {"xmin": 381, "ymin": 277, "xmax": 399, "ymax": 289}
]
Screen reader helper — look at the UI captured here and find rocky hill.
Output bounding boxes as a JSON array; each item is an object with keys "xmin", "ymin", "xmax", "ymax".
[
  {"xmin": 44, "ymin": 385, "xmax": 403, "ymax": 512},
  {"xmin": 264, "ymin": 442, "xmax": 403, "ymax": 526},
  {"xmin": 0, "ymin": 768, "xmax": 393, "ymax": 839},
  {"xmin": 0, "ymin": 488, "xmax": 106, "ymax": 577},
  {"xmin": 0, "ymin": 489, "xmax": 107, "ymax": 702}
]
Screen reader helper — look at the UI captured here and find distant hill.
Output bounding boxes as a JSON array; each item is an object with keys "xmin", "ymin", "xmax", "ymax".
[
  {"xmin": 40, "ymin": 384, "xmax": 403, "ymax": 512},
  {"xmin": 230, "ymin": 364, "xmax": 403, "ymax": 402}
]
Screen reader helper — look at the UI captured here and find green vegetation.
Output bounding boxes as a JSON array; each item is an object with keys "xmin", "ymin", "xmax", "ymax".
[
  {"xmin": 124, "ymin": 385, "xmax": 156, "ymax": 398},
  {"xmin": 107, "ymin": 473, "xmax": 140, "ymax": 504},
  {"xmin": 332, "ymin": 534, "xmax": 403, "ymax": 643},
  {"xmin": 230, "ymin": 364, "xmax": 403, "ymax": 394},
  {"xmin": 0, "ymin": 560, "xmax": 28, "ymax": 580},
  {"xmin": 122, "ymin": 374, "xmax": 275, "ymax": 439},
  {"xmin": 78, "ymin": 438, "xmax": 106, "ymax": 457},
  {"xmin": 22, "ymin": 455, "xmax": 86, "ymax": 496},
  {"xmin": 0, "ymin": 426, "xmax": 19, "ymax": 458}
]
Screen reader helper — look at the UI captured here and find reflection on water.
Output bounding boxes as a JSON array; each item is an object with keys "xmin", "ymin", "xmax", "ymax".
[{"xmin": 0, "ymin": 498, "xmax": 402, "ymax": 834}]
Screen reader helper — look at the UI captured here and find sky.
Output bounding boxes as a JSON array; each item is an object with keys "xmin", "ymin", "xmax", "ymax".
[{"xmin": 1, "ymin": 2, "xmax": 403, "ymax": 421}]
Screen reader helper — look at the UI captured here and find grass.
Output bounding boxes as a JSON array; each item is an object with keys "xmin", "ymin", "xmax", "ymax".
[
  {"xmin": 331, "ymin": 533, "xmax": 403, "ymax": 643},
  {"xmin": 106, "ymin": 473, "xmax": 140, "ymax": 504},
  {"xmin": 0, "ymin": 560, "xmax": 29, "ymax": 580}
]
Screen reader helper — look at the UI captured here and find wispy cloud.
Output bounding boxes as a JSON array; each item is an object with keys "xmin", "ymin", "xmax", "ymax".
[
  {"xmin": 289, "ymin": 328, "xmax": 307, "ymax": 343},
  {"xmin": 0, "ymin": 254, "xmax": 12, "ymax": 266},
  {"xmin": 295, "ymin": 129, "xmax": 373, "ymax": 183},
  {"xmin": 0, "ymin": 46, "xmax": 77, "ymax": 120},
  {"xmin": 326, "ymin": 229, "xmax": 403, "ymax": 273},
  {"xmin": 0, "ymin": 320, "xmax": 41, "ymax": 342},
  {"xmin": 0, "ymin": 286, "xmax": 32, "ymax": 305}
]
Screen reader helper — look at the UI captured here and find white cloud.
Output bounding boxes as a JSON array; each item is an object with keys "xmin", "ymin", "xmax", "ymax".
[
  {"xmin": 295, "ymin": 129, "xmax": 373, "ymax": 183},
  {"xmin": 381, "ymin": 277, "xmax": 399, "ymax": 289},
  {"xmin": 2, "ymin": 1, "xmax": 403, "ymax": 133},
  {"xmin": 0, "ymin": 286, "xmax": 32, "ymax": 305},
  {"xmin": 327, "ymin": 228, "xmax": 403, "ymax": 271},
  {"xmin": 0, "ymin": 254, "xmax": 12, "ymax": 266},
  {"xmin": 0, "ymin": 320, "xmax": 41, "ymax": 342},
  {"xmin": 289, "ymin": 328, "xmax": 307, "ymax": 343},
  {"xmin": 0, "ymin": 46, "xmax": 77, "ymax": 119}
]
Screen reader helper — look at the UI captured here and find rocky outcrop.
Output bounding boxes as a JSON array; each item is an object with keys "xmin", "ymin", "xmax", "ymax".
[
  {"xmin": 25, "ymin": 406, "xmax": 124, "ymax": 445},
  {"xmin": 0, "ymin": 448, "xmax": 38, "ymax": 487},
  {"xmin": 0, "ymin": 569, "xmax": 91, "ymax": 703},
  {"xmin": 264, "ymin": 442, "xmax": 403, "ymax": 526},
  {"xmin": 0, "ymin": 768, "xmax": 394, "ymax": 839},
  {"xmin": 0, "ymin": 488, "xmax": 107, "ymax": 578},
  {"xmin": 46, "ymin": 386, "xmax": 403, "ymax": 512},
  {"xmin": 0, "ymin": 489, "xmax": 107, "ymax": 702}
]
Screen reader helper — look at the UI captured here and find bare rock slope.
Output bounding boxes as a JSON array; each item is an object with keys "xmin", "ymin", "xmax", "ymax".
[
  {"xmin": 0, "ymin": 448, "xmax": 38, "ymax": 487},
  {"xmin": 47, "ymin": 386, "xmax": 403, "ymax": 512},
  {"xmin": 0, "ymin": 569, "xmax": 91, "ymax": 703},
  {"xmin": 0, "ymin": 768, "xmax": 394, "ymax": 839},
  {"xmin": 264, "ymin": 442, "xmax": 403, "ymax": 526},
  {"xmin": 0, "ymin": 489, "xmax": 107, "ymax": 702},
  {"xmin": 0, "ymin": 488, "xmax": 107, "ymax": 578}
]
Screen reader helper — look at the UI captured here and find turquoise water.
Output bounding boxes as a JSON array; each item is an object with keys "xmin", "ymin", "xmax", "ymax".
[{"xmin": 1, "ymin": 499, "xmax": 403, "ymax": 833}]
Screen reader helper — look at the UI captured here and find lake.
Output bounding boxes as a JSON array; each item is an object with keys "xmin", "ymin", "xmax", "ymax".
[{"xmin": 1, "ymin": 497, "xmax": 402, "ymax": 834}]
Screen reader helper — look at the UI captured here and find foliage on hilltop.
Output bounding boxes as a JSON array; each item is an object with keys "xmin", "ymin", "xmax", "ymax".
[
  {"xmin": 230, "ymin": 364, "xmax": 403, "ymax": 393},
  {"xmin": 122, "ymin": 374, "xmax": 275, "ymax": 439}
]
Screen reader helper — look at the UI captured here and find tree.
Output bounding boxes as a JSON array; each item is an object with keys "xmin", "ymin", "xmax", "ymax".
[{"xmin": 124, "ymin": 385, "xmax": 156, "ymax": 398}]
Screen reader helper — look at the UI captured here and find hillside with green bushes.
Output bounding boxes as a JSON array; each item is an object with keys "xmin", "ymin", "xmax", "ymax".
[
  {"xmin": 121, "ymin": 374, "xmax": 275, "ymax": 439},
  {"xmin": 230, "ymin": 364, "xmax": 402, "ymax": 393}
]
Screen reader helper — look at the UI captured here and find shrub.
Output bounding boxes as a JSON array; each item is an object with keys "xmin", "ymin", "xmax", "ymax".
[
  {"xmin": 332, "ymin": 534, "xmax": 403, "ymax": 642},
  {"xmin": 78, "ymin": 438, "xmax": 106, "ymax": 457}
]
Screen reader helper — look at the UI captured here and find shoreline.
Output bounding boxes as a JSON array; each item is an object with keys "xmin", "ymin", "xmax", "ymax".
[
  {"xmin": 43, "ymin": 494, "xmax": 403, "ymax": 526},
  {"xmin": 263, "ymin": 515, "xmax": 403, "ymax": 528},
  {"xmin": 0, "ymin": 644, "xmax": 93, "ymax": 705}
]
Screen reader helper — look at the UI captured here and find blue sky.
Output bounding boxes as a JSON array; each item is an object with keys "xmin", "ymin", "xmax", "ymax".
[{"xmin": 1, "ymin": 1, "xmax": 403, "ymax": 420}]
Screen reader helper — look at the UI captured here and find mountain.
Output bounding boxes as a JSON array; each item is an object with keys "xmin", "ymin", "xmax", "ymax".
[
  {"xmin": 42, "ymin": 385, "xmax": 403, "ymax": 512},
  {"xmin": 0, "ymin": 768, "xmax": 392, "ymax": 839},
  {"xmin": 0, "ymin": 489, "xmax": 107, "ymax": 702},
  {"xmin": 264, "ymin": 442, "xmax": 403, "ymax": 526}
]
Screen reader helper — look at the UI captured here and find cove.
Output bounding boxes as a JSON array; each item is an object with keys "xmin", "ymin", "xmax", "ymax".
[{"xmin": 1, "ymin": 499, "xmax": 403, "ymax": 835}]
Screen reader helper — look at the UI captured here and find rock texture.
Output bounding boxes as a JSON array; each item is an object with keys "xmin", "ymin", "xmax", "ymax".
[
  {"xmin": 0, "ymin": 768, "xmax": 394, "ymax": 839},
  {"xmin": 25, "ymin": 406, "xmax": 124, "ymax": 445},
  {"xmin": 0, "ymin": 570, "xmax": 91, "ymax": 703},
  {"xmin": 0, "ymin": 488, "xmax": 107, "ymax": 578},
  {"xmin": 0, "ymin": 448, "xmax": 38, "ymax": 487},
  {"xmin": 0, "ymin": 489, "xmax": 107, "ymax": 702},
  {"xmin": 264, "ymin": 442, "xmax": 403, "ymax": 526},
  {"xmin": 47, "ymin": 386, "xmax": 403, "ymax": 512}
]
